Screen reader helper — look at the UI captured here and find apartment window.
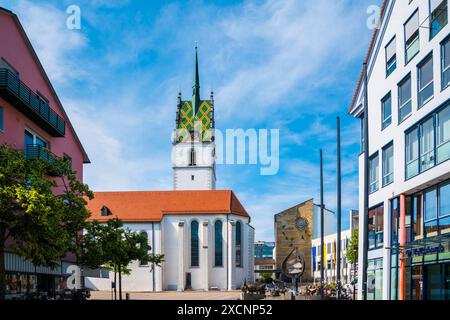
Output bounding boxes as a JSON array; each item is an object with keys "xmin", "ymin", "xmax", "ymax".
[
  {"xmin": 382, "ymin": 93, "xmax": 392, "ymax": 129},
  {"xmin": 369, "ymin": 152, "xmax": 379, "ymax": 194},
  {"xmin": 406, "ymin": 102, "xmax": 450, "ymax": 180},
  {"xmin": 418, "ymin": 55, "xmax": 434, "ymax": 107},
  {"xmin": 368, "ymin": 204, "xmax": 384, "ymax": 250},
  {"xmin": 382, "ymin": 143, "xmax": 394, "ymax": 186},
  {"xmin": 437, "ymin": 106, "xmax": 450, "ymax": 163},
  {"xmin": 190, "ymin": 221, "xmax": 199, "ymax": 267},
  {"xmin": 430, "ymin": 0, "xmax": 448, "ymax": 39},
  {"xmin": 24, "ymin": 129, "xmax": 48, "ymax": 158},
  {"xmin": 406, "ymin": 128, "xmax": 420, "ymax": 179},
  {"xmin": 236, "ymin": 221, "xmax": 242, "ymax": 268},
  {"xmin": 386, "ymin": 37, "xmax": 397, "ymax": 76},
  {"xmin": 0, "ymin": 107, "xmax": 3, "ymax": 132},
  {"xmin": 442, "ymin": 37, "xmax": 450, "ymax": 90},
  {"xmin": 405, "ymin": 10, "xmax": 420, "ymax": 63},
  {"xmin": 398, "ymin": 75, "xmax": 412, "ymax": 123},
  {"xmin": 214, "ymin": 220, "xmax": 223, "ymax": 267},
  {"xmin": 420, "ymin": 117, "xmax": 435, "ymax": 171}
]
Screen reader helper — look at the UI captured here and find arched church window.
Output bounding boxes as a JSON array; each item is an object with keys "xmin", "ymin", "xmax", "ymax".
[
  {"xmin": 214, "ymin": 220, "xmax": 223, "ymax": 267},
  {"xmin": 140, "ymin": 231, "xmax": 149, "ymax": 266},
  {"xmin": 236, "ymin": 221, "xmax": 242, "ymax": 268},
  {"xmin": 191, "ymin": 221, "xmax": 199, "ymax": 267}
]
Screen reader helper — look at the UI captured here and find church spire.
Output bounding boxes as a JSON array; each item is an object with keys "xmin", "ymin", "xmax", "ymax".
[{"xmin": 193, "ymin": 45, "xmax": 201, "ymax": 114}]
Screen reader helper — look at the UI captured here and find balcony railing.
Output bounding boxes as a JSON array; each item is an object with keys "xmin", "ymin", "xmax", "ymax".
[
  {"xmin": 25, "ymin": 144, "xmax": 59, "ymax": 176},
  {"xmin": 0, "ymin": 68, "xmax": 65, "ymax": 137}
]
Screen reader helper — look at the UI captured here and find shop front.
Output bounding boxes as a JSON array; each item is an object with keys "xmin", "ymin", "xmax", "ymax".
[
  {"xmin": 390, "ymin": 180, "xmax": 450, "ymax": 300},
  {"xmin": 4, "ymin": 251, "xmax": 72, "ymax": 300}
]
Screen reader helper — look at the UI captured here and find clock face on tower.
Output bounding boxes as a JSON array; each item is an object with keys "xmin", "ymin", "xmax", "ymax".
[{"xmin": 295, "ymin": 217, "xmax": 308, "ymax": 232}]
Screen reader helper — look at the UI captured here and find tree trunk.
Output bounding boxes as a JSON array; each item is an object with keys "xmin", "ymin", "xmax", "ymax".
[
  {"xmin": 118, "ymin": 264, "xmax": 122, "ymax": 301},
  {"xmin": 0, "ymin": 226, "xmax": 6, "ymax": 300},
  {"xmin": 114, "ymin": 266, "xmax": 117, "ymax": 301}
]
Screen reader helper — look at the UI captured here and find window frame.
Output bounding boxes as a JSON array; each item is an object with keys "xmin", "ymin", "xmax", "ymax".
[
  {"xmin": 398, "ymin": 73, "xmax": 413, "ymax": 124},
  {"xmin": 405, "ymin": 100, "xmax": 450, "ymax": 181},
  {"xmin": 190, "ymin": 220, "xmax": 200, "ymax": 268},
  {"xmin": 385, "ymin": 36, "xmax": 397, "ymax": 77},
  {"xmin": 404, "ymin": 9, "xmax": 420, "ymax": 65},
  {"xmin": 429, "ymin": 0, "xmax": 448, "ymax": 40},
  {"xmin": 369, "ymin": 152, "xmax": 380, "ymax": 194},
  {"xmin": 382, "ymin": 141, "xmax": 394, "ymax": 187},
  {"xmin": 417, "ymin": 53, "xmax": 435, "ymax": 108},
  {"xmin": 214, "ymin": 220, "xmax": 223, "ymax": 267},
  {"xmin": 381, "ymin": 92, "xmax": 393, "ymax": 130},
  {"xmin": 368, "ymin": 203, "xmax": 384, "ymax": 251},
  {"xmin": 235, "ymin": 221, "xmax": 243, "ymax": 268},
  {"xmin": 441, "ymin": 34, "xmax": 450, "ymax": 91}
]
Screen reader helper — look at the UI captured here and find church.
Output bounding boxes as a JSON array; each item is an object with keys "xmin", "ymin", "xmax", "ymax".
[{"xmin": 85, "ymin": 48, "xmax": 255, "ymax": 292}]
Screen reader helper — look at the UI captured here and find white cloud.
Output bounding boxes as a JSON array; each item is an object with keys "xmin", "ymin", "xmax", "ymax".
[{"xmin": 11, "ymin": 0, "xmax": 87, "ymax": 83}]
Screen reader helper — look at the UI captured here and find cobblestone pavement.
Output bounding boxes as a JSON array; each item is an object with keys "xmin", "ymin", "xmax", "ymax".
[{"xmin": 89, "ymin": 291, "xmax": 243, "ymax": 300}]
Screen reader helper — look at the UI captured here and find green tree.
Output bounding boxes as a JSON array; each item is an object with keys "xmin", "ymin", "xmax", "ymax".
[
  {"xmin": 0, "ymin": 144, "xmax": 93, "ymax": 300},
  {"xmin": 347, "ymin": 229, "xmax": 359, "ymax": 287},
  {"xmin": 80, "ymin": 218, "xmax": 164, "ymax": 300}
]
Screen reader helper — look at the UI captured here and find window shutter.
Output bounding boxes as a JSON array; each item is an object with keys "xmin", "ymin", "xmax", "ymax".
[
  {"xmin": 405, "ymin": 11, "xmax": 419, "ymax": 41},
  {"xmin": 386, "ymin": 37, "xmax": 396, "ymax": 61}
]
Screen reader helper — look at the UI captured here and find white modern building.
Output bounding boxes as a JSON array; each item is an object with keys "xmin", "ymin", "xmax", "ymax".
[
  {"xmin": 311, "ymin": 210, "xmax": 358, "ymax": 286},
  {"xmin": 85, "ymin": 48, "xmax": 255, "ymax": 292},
  {"xmin": 349, "ymin": 0, "xmax": 450, "ymax": 300}
]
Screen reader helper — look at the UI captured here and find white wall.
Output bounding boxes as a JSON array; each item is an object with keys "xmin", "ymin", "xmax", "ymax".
[
  {"xmin": 172, "ymin": 142, "xmax": 216, "ymax": 190},
  {"xmin": 162, "ymin": 214, "xmax": 253, "ymax": 291}
]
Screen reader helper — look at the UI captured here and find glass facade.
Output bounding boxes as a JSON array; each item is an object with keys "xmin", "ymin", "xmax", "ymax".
[
  {"xmin": 430, "ymin": 0, "xmax": 448, "ymax": 39},
  {"xmin": 367, "ymin": 258, "xmax": 383, "ymax": 300},
  {"xmin": 389, "ymin": 180, "xmax": 450, "ymax": 300},
  {"xmin": 405, "ymin": 102, "xmax": 450, "ymax": 180}
]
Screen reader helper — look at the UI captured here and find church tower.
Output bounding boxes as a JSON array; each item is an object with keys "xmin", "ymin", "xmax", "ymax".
[{"xmin": 172, "ymin": 47, "xmax": 216, "ymax": 190}]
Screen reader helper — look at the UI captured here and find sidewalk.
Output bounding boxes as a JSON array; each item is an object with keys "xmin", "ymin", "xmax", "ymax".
[{"xmin": 89, "ymin": 291, "xmax": 243, "ymax": 300}]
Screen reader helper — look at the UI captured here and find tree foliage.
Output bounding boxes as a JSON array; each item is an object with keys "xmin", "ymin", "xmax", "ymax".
[
  {"xmin": 79, "ymin": 218, "xmax": 164, "ymax": 299},
  {"xmin": 347, "ymin": 229, "xmax": 359, "ymax": 265},
  {"xmin": 0, "ymin": 144, "xmax": 93, "ymax": 300}
]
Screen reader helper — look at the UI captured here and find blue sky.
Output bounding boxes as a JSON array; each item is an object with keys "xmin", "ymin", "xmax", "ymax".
[{"xmin": 0, "ymin": 0, "xmax": 378, "ymax": 241}]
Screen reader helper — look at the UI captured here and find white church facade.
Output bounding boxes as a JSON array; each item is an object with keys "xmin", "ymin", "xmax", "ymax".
[{"xmin": 85, "ymin": 48, "xmax": 255, "ymax": 292}]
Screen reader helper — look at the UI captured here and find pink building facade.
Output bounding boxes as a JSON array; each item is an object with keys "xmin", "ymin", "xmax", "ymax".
[{"xmin": 0, "ymin": 7, "xmax": 89, "ymax": 299}]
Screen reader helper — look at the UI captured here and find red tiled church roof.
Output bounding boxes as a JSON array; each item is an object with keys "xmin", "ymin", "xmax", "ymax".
[{"xmin": 86, "ymin": 190, "xmax": 250, "ymax": 222}]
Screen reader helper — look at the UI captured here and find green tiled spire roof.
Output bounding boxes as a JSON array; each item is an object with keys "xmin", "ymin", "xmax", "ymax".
[{"xmin": 176, "ymin": 46, "xmax": 213, "ymax": 143}]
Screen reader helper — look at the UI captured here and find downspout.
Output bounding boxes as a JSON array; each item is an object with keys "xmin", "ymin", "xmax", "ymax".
[
  {"xmin": 152, "ymin": 222, "xmax": 156, "ymax": 292},
  {"xmin": 226, "ymin": 214, "xmax": 229, "ymax": 290},
  {"xmin": 399, "ymin": 194, "xmax": 407, "ymax": 300}
]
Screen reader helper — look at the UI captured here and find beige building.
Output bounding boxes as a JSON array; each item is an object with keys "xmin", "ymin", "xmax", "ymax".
[{"xmin": 274, "ymin": 199, "xmax": 314, "ymax": 282}]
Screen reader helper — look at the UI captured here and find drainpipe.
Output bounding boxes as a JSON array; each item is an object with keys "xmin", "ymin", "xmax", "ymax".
[
  {"xmin": 399, "ymin": 193, "xmax": 407, "ymax": 300},
  {"xmin": 226, "ymin": 214, "xmax": 229, "ymax": 291}
]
